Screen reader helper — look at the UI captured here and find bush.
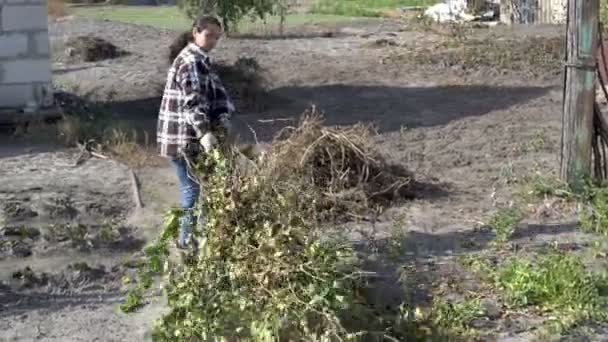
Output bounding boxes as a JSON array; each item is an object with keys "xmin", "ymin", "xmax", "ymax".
[
  {"xmin": 497, "ymin": 252, "xmax": 608, "ymax": 332},
  {"xmin": 579, "ymin": 184, "xmax": 608, "ymax": 235},
  {"xmin": 47, "ymin": 0, "xmax": 69, "ymax": 19},
  {"xmin": 177, "ymin": 0, "xmax": 287, "ymax": 33}
]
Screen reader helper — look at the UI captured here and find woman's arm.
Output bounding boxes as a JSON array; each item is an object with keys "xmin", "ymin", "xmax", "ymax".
[{"xmin": 177, "ymin": 59, "xmax": 211, "ymax": 139}]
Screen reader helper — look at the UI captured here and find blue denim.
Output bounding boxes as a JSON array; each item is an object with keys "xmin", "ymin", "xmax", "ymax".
[{"xmin": 170, "ymin": 156, "xmax": 201, "ymax": 249}]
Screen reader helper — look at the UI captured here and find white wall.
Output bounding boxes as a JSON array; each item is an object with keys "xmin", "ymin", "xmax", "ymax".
[{"xmin": 0, "ymin": 0, "xmax": 53, "ymax": 114}]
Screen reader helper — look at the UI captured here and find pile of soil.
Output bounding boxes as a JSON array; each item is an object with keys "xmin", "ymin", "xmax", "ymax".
[{"xmin": 65, "ymin": 35, "xmax": 129, "ymax": 62}]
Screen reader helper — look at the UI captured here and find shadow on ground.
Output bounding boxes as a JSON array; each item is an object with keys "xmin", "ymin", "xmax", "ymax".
[
  {"xmin": 83, "ymin": 83, "xmax": 554, "ymax": 145},
  {"xmin": 349, "ymin": 222, "xmax": 580, "ymax": 325},
  {"xmin": 357, "ymin": 222, "xmax": 579, "ymax": 261},
  {"xmin": 0, "ymin": 287, "xmax": 124, "ymax": 319}
]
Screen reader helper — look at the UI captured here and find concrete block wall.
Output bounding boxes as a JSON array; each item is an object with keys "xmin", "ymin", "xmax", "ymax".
[{"xmin": 0, "ymin": 0, "xmax": 54, "ymax": 113}]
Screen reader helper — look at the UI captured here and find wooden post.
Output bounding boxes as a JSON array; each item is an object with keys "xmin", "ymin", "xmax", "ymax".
[{"xmin": 561, "ymin": 0, "xmax": 600, "ymax": 190}]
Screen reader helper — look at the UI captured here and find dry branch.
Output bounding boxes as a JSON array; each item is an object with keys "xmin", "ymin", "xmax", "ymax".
[
  {"xmin": 248, "ymin": 108, "xmax": 413, "ymax": 220},
  {"xmin": 130, "ymin": 170, "xmax": 143, "ymax": 209}
]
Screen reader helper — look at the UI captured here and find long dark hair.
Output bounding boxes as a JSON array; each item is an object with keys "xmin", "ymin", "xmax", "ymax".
[{"xmin": 168, "ymin": 15, "xmax": 222, "ymax": 64}]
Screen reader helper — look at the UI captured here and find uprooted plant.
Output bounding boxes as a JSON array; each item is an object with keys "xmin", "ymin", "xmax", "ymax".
[
  {"xmin": 120, "ymin": 111, "xmax": 416, "ymax": 339},
  {"xmin": 123, "ymin": 151, "xmax": 367, "ymax": 339}
]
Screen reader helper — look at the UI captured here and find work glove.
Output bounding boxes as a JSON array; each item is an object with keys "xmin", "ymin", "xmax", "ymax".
[{"xmin": 200, "ymin": 132, "xmax": 218, "ymax": 153}]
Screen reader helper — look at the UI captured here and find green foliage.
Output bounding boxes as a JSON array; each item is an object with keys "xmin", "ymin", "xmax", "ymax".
[
  {"xmin": 123, "ymin": 150, "xmax": 368, "ymax": 340},
  {"xmin": 522, "ymin": 173, "xmax": 574, "ymax": 200},
  {"xmin": 120, "ymin": 208, "xmax": 181, "ymax": 313},
  {"xmin": 383, "ymin": 300, "xmax": 485, "ymax": 341},
  {"xmin": 311, "ymin": 0, "xmax": 437, "ymax": 17},
  {"xmin": 177, "ymin": 0, "xmax": 286, "ymax": 32},
  {"xmin": 520, "ymin": 174, "xmax": 608, "ymax": 236},
  {"xmin": 488, "ymin": 207, "xmax": 522, "ymax": 243},
  {"xmin": 496, "ymin": 252, "xmax": 608, "ymax": 333},
  {"xmin": 579, "ymin": 185, "xmax": 608, "ymax": 236},
  {"xmin": 120, "ymin": 287, "xmax": 146, "ymax": 313},
  {"xmin": 427, "ymin": 298, "xmax": 484, "ymax": 338},
  {"xmin": 459, "ymin": 254, "xmax": 495, "ymax": 278}
]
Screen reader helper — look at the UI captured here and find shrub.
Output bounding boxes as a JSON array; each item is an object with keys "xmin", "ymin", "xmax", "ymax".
[
  {"xmin": 177, "ymin": 0, "xmax": 288, "ymax": 33},
  {"xmin": 497, "ymin": 252, "xmax": 608, "ymax": 332},
  {"xmin": 48, "ymin": 0, "xmax": 69, "ymax": 19}
]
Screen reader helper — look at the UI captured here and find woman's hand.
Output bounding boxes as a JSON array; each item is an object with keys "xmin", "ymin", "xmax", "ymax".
[{"xmin": 200, "ymin": 132, "xmax": 218, "ymax": 153}]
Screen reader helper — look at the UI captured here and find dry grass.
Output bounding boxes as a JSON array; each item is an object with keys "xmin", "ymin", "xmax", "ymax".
[
  {"xmin": 389, "ymin": 35, "xmax": 563, "ymax": 75},
  {"xmin": 48, "ymin": 0, "xmax": 69, "ymax": 19},
  {"xmin": 11, "ymin": 113, "xmax": 158, "ymax": 169}
]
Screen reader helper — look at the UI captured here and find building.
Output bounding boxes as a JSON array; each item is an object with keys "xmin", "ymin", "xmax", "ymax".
[
  {"xmin": 499, "ymin": 0, "xmax": 567, "ymax": 24},
  {"xmin": 0, "ymin": 0, "xmax": 54, "ymax": 123}
]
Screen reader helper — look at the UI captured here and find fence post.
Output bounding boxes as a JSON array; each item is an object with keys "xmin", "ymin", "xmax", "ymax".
[{"xmin": 561, "ymin": 0, "xmax": 600, "ymax": 190}]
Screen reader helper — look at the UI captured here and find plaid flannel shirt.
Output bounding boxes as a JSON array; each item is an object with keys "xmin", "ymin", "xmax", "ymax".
[{"xmin": 157, "ymin": 43, "xmax": 235, "ymax": 158}]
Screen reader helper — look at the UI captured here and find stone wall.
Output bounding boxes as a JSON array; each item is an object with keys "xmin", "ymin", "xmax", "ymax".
[{"xmin": 0, "ymin": 0, "xmax": 54, "ymax": 115}]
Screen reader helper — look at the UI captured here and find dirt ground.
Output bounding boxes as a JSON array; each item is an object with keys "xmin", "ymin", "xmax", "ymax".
[{"xmin": 2, "ymin": 14, "xmax": 605, "ymax": 341}]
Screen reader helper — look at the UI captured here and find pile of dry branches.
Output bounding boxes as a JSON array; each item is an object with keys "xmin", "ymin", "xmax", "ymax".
[
  {"xmin": 64, "ymin": 36, "xmax": 127, "ymax": 63},
  {"xmin": 242, "ymin": 108, "xmax": 413, "ymax": 220}
]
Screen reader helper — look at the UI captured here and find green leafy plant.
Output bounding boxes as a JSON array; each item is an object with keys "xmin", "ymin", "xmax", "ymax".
[
  {"xmin": 386, "ymin": 297, "xmax": 486, "ymax": 340},
  {"xmin": 120, "ymin": 208, "xmax": 181, "ymax": 313},
  {"xmin": 177, "ymin": 0, "xmax": 287, "ymax": 33},
  {"xmin": 518, "ymin": 172, "xmax": 608, "ymax": 235},
  {"xmin": 579, "ymin": 185, "xmax": 608, "ymax": 236},
  {"xmin": 427, "ymin": 298, "xmax": 485, "ymax": 338},
  {"xmin": 496, "ymin": 252, "xmax": 608, "ymax": 333},
  {"xmin": 521, "ymin": 173, "xmax": 574, "ymax": 200},
  {"xmin": 488, "ymin": 207, "xmax": 523, "ymax": 243},
  {"xmin": 121, "ymin": 113, "xmax": 417, "ymax": 339},
  {"xmin": 122, "ymin": 150, "xmax": 368, "ymax": 340}
]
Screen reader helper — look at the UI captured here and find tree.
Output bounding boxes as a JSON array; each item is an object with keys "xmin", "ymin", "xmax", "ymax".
[{"xmin": 177, "ymin": 0, "xmax": 287, "ymax": 34}]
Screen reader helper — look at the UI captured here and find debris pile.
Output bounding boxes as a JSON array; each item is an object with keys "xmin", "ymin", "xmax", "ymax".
[
  {"xmin": 65, "ymin": 36, "xmax": 128, "ymax": 62},
  {"xmin": 256, "ymin": 109, "xmax": 413, "ymax": 219},
  {"xmin": 423, "ymin": 0, "xmax": 499, "ymax": 23},
  {"xmin": 131, "ymin": 109, "xmax": 416, "ymax": 340}
]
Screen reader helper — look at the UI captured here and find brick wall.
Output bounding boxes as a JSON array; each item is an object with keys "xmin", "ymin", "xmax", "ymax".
[{"xmin": 0, "ymin": 0, "xmax": 53, "ymax": 113}]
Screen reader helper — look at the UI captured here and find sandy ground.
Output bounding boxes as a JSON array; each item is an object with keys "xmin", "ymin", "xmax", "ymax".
[{"xmin": 2, "ymin": 14, "xmax": 606, "ymax": 341}]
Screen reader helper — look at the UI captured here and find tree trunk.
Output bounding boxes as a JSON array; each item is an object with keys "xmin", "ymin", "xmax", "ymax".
[{"xmin": 561, "ymin": 0, "xmax": 600, "ymax": 190}]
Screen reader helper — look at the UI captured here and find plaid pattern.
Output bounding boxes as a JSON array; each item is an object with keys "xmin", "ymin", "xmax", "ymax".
[{"xmin": 157, "ymin": 43, "xmax": 235, "ymax": 158}]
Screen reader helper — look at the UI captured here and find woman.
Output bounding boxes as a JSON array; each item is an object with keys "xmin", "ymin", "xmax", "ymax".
[{"xmin": 157, "ymin": 15, "xmax": 235, "ymax": 250}]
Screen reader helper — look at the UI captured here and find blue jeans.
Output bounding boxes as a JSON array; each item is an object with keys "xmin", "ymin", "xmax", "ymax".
[{"xmin": 170, "ymin": 156, "xmax": 201, "ymax": 248}]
